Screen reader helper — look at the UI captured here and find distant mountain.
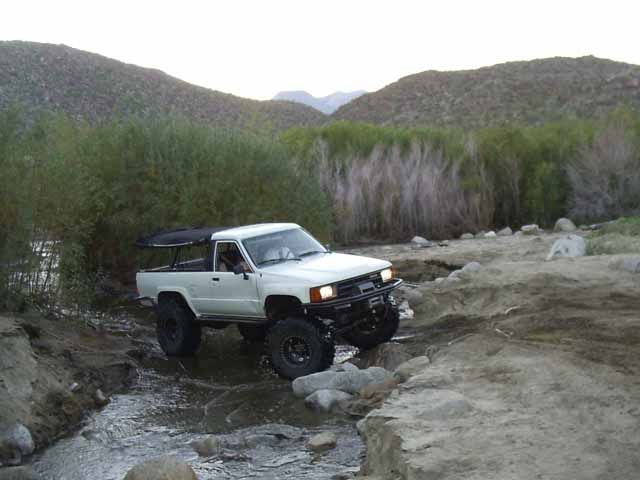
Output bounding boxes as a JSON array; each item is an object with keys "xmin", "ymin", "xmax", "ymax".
[
  {"xmin": 0, "ymin": 41, "xmax": 326, "ymax": 130},
  {"xmin": 332, "ymin": 56, "xmax": 640, "ymax": 128},
  {"xmin": 273, "ymin": 90, "xmax": 365, "ymax": 114}
]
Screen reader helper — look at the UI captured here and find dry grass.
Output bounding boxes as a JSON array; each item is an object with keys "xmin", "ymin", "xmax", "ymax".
[{"xmin": 317, "ymin": 140, "xmax": 493, "ymax": 242}]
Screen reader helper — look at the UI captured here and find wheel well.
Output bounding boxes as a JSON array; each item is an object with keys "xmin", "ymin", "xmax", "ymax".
[
  {"xmin": 157, "ymin": 291, "xmax": 192, "ymax": 313},
  {"xmin": 265, "ymin": 295, "xmax": 302, "ymax": 319}
]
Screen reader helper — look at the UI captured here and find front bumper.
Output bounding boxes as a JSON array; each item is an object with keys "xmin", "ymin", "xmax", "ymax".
[{"xmin": 302, "ymin": 278, "xmax": 403, "ymax": 315}]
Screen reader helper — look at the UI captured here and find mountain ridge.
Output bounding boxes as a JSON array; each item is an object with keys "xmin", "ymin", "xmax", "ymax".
[
  {"xmin": 332, "ymin": 56, "xmax": 640, "ymax": 128},
  {"xmin": 0, "ymin": 41, "xmax": 326, "ymax": 130}
]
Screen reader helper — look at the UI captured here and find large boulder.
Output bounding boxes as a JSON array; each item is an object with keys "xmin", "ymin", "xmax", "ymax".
[
  {"xmin": 123, "ymin": 456, "xmax": 197, "ymax": 480},
  {"xmin": 497, "ymin": 227, "xmax": 513, "ymax": 236},
  {"xmin": 0, "ymin": 467, "xmax": 40, "ymax": 480},
  {"xmin": 554, "ymin": 218, "xmax": 577, "ymax": 232},
  {"xmin": 304, "ymin": 389, "xmax": 353, "ymax": 412},
  {"xmin": 484, "ymin": 231, "xmax": 497, "ymax": 239},
  {"xmin": 546, "ymin": 235, "xmax": 586, "ymax": 261},
  {"xmin": 292, "ymin": 367, "xmax": 394, "ymax": 397},
  {"xmin": 460, "ymin": 233, "xmax": 474, "ymax": 240},
  {"xmin": 356, "ymin": 343, "xmax": 413, "ymax": 372}
]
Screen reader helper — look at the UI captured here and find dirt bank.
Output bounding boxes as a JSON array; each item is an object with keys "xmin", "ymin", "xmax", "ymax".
[
  {"xmin": 0, "ymin": 312, "xmax": 138, "ymax": 455},
  {"xmin": 349, "ymin": 232, "xmax": 640, "ymax": 479}
]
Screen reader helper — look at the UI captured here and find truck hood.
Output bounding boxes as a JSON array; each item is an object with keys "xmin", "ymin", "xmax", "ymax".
[{"xmin": 259, "ymin": 252, "xmax": 390, "ymax": 286}]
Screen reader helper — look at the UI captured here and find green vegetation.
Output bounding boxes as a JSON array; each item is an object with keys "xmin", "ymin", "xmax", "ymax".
[
  {"xmin": 2, "ymin": 107, "xmax": 640, "ymax": 311},
  {"xmin": 586, "ymin": 217, "xmax": 640, "ymax": 255},
  {"xmin": 0, "ymin": 110, "xmax": 330, "ymax": 310}
]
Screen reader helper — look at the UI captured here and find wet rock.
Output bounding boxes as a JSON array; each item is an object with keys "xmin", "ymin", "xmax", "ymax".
[
  {"xmin": 434, "ymin": 277, "xmax": 445, "ymax": 284},
  {"xmin": 68, "ymin": 382, "xmax": 81, "ymax": 393},
  {"xmin": 554, "ymin": 218, "xmax": 577, "ymax": 232},
  {"xmin": 461, "ymin": 261, "xmax": 482, "ymax": 273},
  {"xmin": 93, "ymin": 389, "xmax": 109, "ymax": 407},
  {"xmin": 357, "ymin": 343, "xmax": 413, "ymax": 372},
  {"xmin": 394, "ymin": 355, "xmax": 431, "ymax": 383},
  {"xmin": 484, "ymin": 231, "xmax": 497, "ymax": 239},
  {"xmin": 497, "ymin": 227, "xmax": 513, "ymax": 236},
  {"xmin": 546, "ymin": 235, "xmax": 586, "ymax": 261},
  {"xmin": 521, "ymin": 224, "xmax": 541, "ymax": 235},
  {"xmin": 0, "ymin": 423, "xmax": 35, "ymax": 465},
  {"xmin": 292, "ymin": 367, "xmax": 394, "ymax": 397},
  {"xmin": 474, "ymin": 231, "xmax": 486, "ymax": 239},
  {"xmin": 190, "ymin": 435, "xmax": 220, "ymax": 457},
  {"xmin": 123, "ymin": 455, "xmax": 197, "ymax": 480},
  {"xmin": 0, "ymin": 466, "xmax": 40, "ymax": 480},
  {"xmin": 306, "ymin": 432, "xmax": 337, "ymax": 452},
  {"xmin": 330, "ymin": 361, "xmax": 359, "ymax": 372},
  {"xmin": 304, "ymin": 389, "xmax": 353, "ymax": 412},
  {"xmin": 460, "ymin": 233, "xmax": 474, "ymax": 240},
  {"xmin": 438, "ymin": 240, "xmax": 449, "ymax": 247}
]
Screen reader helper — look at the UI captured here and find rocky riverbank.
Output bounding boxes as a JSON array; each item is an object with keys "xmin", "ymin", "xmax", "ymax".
[
  {"xmin": 345, "ymin": 226, "xmax": 640, "ymax": 479},
  {"xmin": 0, "ymin": 312, "xmax": 139, "ymax": 471}
]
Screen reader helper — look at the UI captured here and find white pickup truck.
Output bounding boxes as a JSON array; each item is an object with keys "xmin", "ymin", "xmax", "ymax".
[{"xmin": 135, "ymin": 223, "xmax": 402, "ymax": 379}]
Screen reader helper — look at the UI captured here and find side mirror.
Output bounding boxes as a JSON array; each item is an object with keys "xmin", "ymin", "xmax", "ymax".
[{"xmin": 233, "ymin": 264, "xmax": 244, "ymax": 275}]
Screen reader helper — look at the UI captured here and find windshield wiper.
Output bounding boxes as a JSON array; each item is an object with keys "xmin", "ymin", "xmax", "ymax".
[
  {"xmin": 258, "ymin": 257, "xmax": 302, "ymax": 266},
  {"xmin": 299, "ymin": 250, "xmax": 328, "ymax": 257}
]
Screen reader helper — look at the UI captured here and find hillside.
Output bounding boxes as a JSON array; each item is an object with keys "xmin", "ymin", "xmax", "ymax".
[
  {"xmin": 273, "ymin": 90, "xmax": 366, "ymax": 114},
  {"xmin": 0, "ymin": 41, "xmax": 326, "ymax": 130},
  {"xmin": 332, "ymin": 56, "xmax": 640, "ymax": 128}
]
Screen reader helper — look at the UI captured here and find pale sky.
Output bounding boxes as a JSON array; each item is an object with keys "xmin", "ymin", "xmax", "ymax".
[{"xmin": 2, "ymin": 0, "xmax": 639, "ymax": 100}]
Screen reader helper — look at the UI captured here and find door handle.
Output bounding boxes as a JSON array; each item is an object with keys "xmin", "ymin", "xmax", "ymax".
[{"xmin": 212, "ymin": 277, "xmax": 220, "ymax": 282}]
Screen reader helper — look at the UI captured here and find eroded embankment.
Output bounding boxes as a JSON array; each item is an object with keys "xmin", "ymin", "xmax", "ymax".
[
  {"xmin": 0, "ymin": 313, "xmax": 137, "ymax": 456},
  {"xmin": 354, "ymin": 240, "xmax": 640, "ymax": 479}
]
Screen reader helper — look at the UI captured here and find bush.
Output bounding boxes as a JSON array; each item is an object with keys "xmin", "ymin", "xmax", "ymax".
[
  {"xmin": 568, "ymin": 122, "xmax": 640, "ymax": 223},
  {"xmin": 0, "ymin": 111, "xmax": 332, "ymax": 310}
]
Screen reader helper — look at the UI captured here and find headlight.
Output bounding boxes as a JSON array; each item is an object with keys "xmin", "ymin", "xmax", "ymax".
[
  {"xmin": 310, "ymin": 284, "xmax": 337, "ymax": 302},
  {"xmin": 380, "ymin": 267, "xmax": 393, "ymax": 282}
]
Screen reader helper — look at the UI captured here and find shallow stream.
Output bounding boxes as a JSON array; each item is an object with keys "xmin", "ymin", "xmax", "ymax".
[{"xmin": 29, "ymin": 308, "xmax": 363, "ymax": 479}]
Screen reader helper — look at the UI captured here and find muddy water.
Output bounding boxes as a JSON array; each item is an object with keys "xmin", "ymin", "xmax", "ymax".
[{"xmin": 30, "ymin": 309, "xmax": 363, "ymax": 480}]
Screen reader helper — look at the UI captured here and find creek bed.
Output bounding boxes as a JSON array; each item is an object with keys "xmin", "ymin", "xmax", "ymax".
[{"xmin": 29, "ymin": 310, "xmax": 363, "ymax": 479}]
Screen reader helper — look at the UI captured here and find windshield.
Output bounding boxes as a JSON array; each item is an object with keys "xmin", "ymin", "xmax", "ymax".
[{"xmin": 243, "ymin": 228, "xmax": 326, "ymax": 267}]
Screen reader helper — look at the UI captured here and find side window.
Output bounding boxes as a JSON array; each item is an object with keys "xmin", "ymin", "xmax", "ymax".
[
  {"xmin": 215, "ymin": 242, "xmax": 251, "ymax": 273},
  {"xmin": 174, "ymin": 243, "xmax": 212, "ymax": 271}
]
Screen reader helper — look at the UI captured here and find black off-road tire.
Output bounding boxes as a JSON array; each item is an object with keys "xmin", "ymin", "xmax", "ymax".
[
  {"xmin": 343, "ymin": 302, "xmax": 399, "ymax": 350},
  {"xmin": 266, "ymin": 317, "xmax": 335, "ymax": 379},
  {"xmin": 237, "ymin": 323, "xmax": 270, "ymax": 343},
  {"xmin": 156, "ymin": 297, "xmax": 202, "ymax": 356}
]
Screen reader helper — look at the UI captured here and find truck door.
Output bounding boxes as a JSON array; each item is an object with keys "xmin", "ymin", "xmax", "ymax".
[{"xmin": 210, "ymin": 241, "xmax": 263, "ymax": 317}]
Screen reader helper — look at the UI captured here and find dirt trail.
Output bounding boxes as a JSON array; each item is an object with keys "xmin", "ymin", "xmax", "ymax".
[{"xmin": 348, "ymin": 232, "xmax": 640, "ymax": 479}]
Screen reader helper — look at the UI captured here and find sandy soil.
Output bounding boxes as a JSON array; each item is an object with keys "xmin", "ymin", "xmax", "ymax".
[{"xmin": 347, "ymin": 232, "xmax": 640, "ymax": 479}]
